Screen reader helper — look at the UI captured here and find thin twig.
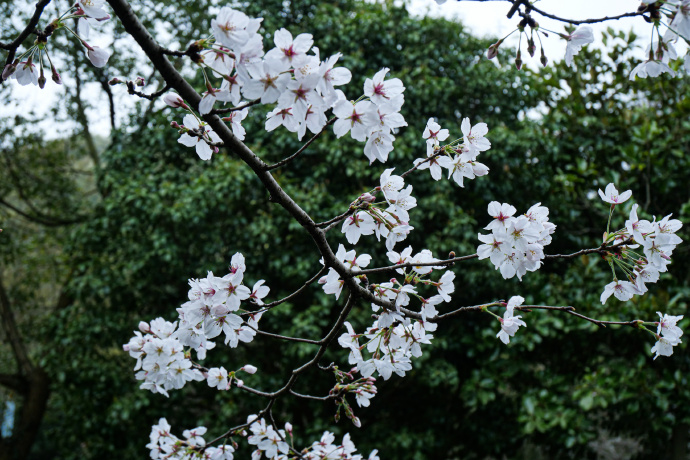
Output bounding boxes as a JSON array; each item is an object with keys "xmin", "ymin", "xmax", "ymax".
[
  {"xmin": 126, "ymin": 80, "xmax": 170, "ymax": 100},
  {"xmin": 252, "ymin": 267, "xmax": 327, "ymax": 312},
  {"xmin": 212, "ymin": 98, "xmax": 261, "ymax": 115},
  {"xmin": 265, "ymin": 116, "xmax": 337, "ymax": 171}
]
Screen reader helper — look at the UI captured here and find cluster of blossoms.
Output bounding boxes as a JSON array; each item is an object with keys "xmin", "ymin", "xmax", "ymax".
[
  {"xmin": 247, "ymin": 416, "xmax": 379, "ymax": 460},
  {"xmin": 123, "ymin": 318, "xmax": 205, "ymax": 397},
  {"xmin": 477, "ymin": 202, "xmax": 556, "ymax": 280},
  {"xmin": 167, "ymin": 6, "xmax": 408, "ymax": 164},
  {"xmin": 414, "ymin": 117, "xmax": 490, "ymax": 186},
  {"xmin": 3, "ymin": 0, "xmax": 110, "ymax": 88},
  {"xmin": 631, "ymin": 0, "xmax": 690, "ymax": 79},
  {"xmin": 123, "ymin": 253, "xmax": 267, "ymax": 395},
  {"xmin": 650, "ymin": 312, "xmax": 684, "ymax": 359},
  {"xmin": 319, "ymin": 244, "xmax": 372, "ymax": 300},
  {"xmin": 596, "ymin": 183, "xmax": 683, "ymax": 304},
  {"xmin": 146, "ymin": 418, "xmax": 235, "ymax": 460},
  {"xmin": 332, "ymin": 68, "xmax": 406, "ymax": 163},
  {"xmin": 340, "ymin": 168, "xmax": 416, "ymax": 251},
  {"xmin": 336, "ymin": 247, "xmax": 454, "ymax": 380}
]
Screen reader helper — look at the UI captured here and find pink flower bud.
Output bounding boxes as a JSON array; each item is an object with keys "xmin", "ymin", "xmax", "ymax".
[
  {"xmin": 135, "ymin": 76, "xmax": 145, "ymax": 87},
  {"xmin": 109, "ymin": 77, "xmax": 123, "ymax": 85},
  {"xmin": 241, "ymin": 364, "xmax": 257, "ymax": 374},
  {"xmin": 163, "ymin": 93, "xmax": 189, "ymax": 109},
  {"xmin": 235, "ymin": 379, "xmax": 244, "ymax": 388},
  {"xmin": 51, "ymin": 66, "xmax": 62, "ymax": 85},
  {"xmin": 2, "ymin": 61, "xmax": 18, "ymax": 79},
  {"xmin": 138, "ymin": 321, "xmax": 150, "ymax": 333},
  {"xmin": 285, "ymin": 422, "xmax": 293, "ymax": 434},
  {"xmin": 122, "ymin": 344, "xmax": 130, "ymax": 351},
  {"xmin": 360, "ymin": 192, "xmax": 376, "ymax": 203}
]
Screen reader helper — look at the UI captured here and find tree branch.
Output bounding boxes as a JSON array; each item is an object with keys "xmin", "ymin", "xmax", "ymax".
[
  {"xmin": 0, "ymin": 271, "xmax": 34, "ymax": 377},
  {"xmin": 0, "ymin": 0, "xmax": 52, "ymax": 81}
]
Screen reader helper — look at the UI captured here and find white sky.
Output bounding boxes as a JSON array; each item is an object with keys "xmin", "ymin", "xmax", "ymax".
[{"xmin": 3, "ymin": 0, "xmax": 672, "ymax": 137}]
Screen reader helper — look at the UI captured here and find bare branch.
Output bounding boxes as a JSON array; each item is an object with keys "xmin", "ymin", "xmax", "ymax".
[
  {"xmin": 529, "ymin": 4, "xmax": 644, "ymax": 26},
  {"xmin": 265, "ymin": 116, "xmax": 337, "ymax": 171}
]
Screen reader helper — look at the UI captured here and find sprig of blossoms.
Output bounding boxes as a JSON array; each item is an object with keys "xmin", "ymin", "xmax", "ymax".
[
  {"xmin": 596, "ymin": 183, "xmax": 683, "ymax": 304},
  {"xmin": 414, "ymin": 117, "xmax": 490, "ymax": 186},
  {"xmin": 337, "ymin": 248, "xmax": 452, "ymax": 380},
  {"xmin": 477, "ymin": 202, "xmax": 556, "ymax": 280},
  {"xmin": 650, "ymin": 312, "xmax": 684, "ymax": 359},
  {"xmin": 146, "ymin": 417, "xmax": 235, "ymax": 460},
  {"xmin": 246, "ymin": 416, "xmax": 379, "ymax": 460},
  {"xmin": 124, "ymin": 253, "xmax": 268, "ymax": 395},
  {"xmin": 339, "ymin": 168, "xmax": 416, "ymax": 250}
]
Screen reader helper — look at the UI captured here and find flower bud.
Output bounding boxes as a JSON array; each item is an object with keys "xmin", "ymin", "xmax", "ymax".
[
  {"xmin": 163, "ymin": 92, "xmax": 189, "ymax": 109},
  {"xmin": 515, "ymin": 50, "xmax": 522, "ymax": 70},
  {"xmin": 360, "ymin": 192, "xmax": 376, "ymax": 203},
  {"xmin": 138, "ymin": 321, "xmax": 150, "ymax": 333},
  {"xmin": 108, "ymin": 77, "xmax": 123, "ymax": 85},
  {"xmin": 134, "ymin": 76, "xmax": 145, "ymax": 87},
  {"xmin": 235, "ymin": 378, "xmax": 244, "ymax": 388},
  {"xmin": 527, "ymin": 38, "xmax": 536, "ymax": 57},
  {"xmin": 51, "ymin": 65, "xmax": 62, "ymax": 84},
  {"xmin": 486, "ymin": 39, "xmax": 503, "ymax": 59},
  {"xmin": 284, "ymin": 422, "xmax": 293, "ymax": 435},
  {"xmin": 2, "ymin": 60, "xmax": 18, "ymax": 79},
  {"xmin": 170, "ymin": 121, "xmax": 181, "ymax": 129},
  {"xmin": 540, "ymin": 49, "xmax": 548, "ymax": 67},
  {"xmin": 241, "ymin": 364, "xmax": 257, "ymax": 374},
  {"xmin": 38, "ymin": 72, "xmax": 46, "ymax": 89}
]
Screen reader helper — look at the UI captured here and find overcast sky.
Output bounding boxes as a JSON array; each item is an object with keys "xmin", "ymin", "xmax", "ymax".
[{"xmin": 4, "ymin": 1, "xmax": 672, "ymax": 137}]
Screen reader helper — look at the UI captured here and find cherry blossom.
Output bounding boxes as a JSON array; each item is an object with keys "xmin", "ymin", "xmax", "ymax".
[
  {"xmin": 597, "ymin": 183, "xmax": 632, "ymax": 205},
  {"xmin": 563, "ymin": 26, "xmax": 594, "ymax": 67}
]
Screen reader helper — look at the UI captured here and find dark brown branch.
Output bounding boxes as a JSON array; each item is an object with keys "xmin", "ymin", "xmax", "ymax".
[
  {"xmin": 545, "ymin": 238, "xmax": 633, "ymax": 260},
  {"xmin": 0, "ymin": 373, "xmax": 28, "ymax": 394},
  {"xmin": 356, "ymin": 253, "xmax": 478, "ymax": 276},
  {"xmin": 529, "ymin": 4, "xmax": 644, "ymax": 25},
  {"xmin": 265, "ymin": 116, "xmax": 337, "ymax": 171},
  {"xmin": 0, "ymin": 0, "xmax": 52, "ymax": 82},
  {"xmin": 0, "ymin": 272, "xmax": 34, "ymax": 377}
]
